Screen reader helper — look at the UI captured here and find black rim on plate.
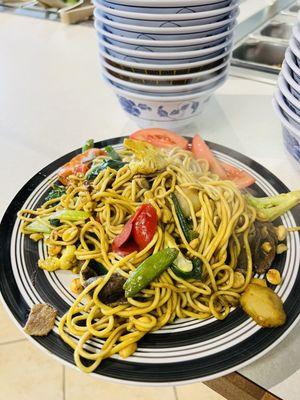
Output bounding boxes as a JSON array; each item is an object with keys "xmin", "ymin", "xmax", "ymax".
[{"xmin": 0, "ymin": 136, "xmax": 300, "ymax": 385}]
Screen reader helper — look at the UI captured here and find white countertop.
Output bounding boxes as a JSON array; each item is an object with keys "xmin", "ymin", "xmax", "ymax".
[{"xmin": 0, "ymin": 6, "xmax": 299, "ymax": 400}]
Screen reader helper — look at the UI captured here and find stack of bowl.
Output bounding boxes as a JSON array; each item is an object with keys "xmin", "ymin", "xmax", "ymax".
[
  {"xmin": 93, "ymin": 0, "xmax": 240, "ymax": 129},
  {"xmin": 273, "ymin": 19, "xmax": 300, "ymax": 166}
]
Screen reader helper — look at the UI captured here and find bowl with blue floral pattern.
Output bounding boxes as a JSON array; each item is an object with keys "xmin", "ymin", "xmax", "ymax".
[
  {"xmin": 94, "ymin": 1, "xmax": 239, "ymax": 27},
  {"xmin": 102, "ymin": 0, "xmax": 231, "ymax": 14},
  {"xmin": 103, "ymin": 75, "xmax": 226, "ymax": 129},
  {"xmin": 285, "ymin": 48, "xmax": 300, "ymax": 86},
  {"xmin": 102, "ymin": 64, "xmax": 228, "ymax": 93},
  {"xmin": 101, "ymin": 0, "xmax": 232, "ymax": 7},
  {"xmin": 94, "ymin": 20, "xmax": 236, "ymax": 51},
  {"xmin": 274, "ymin": 89, "xmax": 300, "ymax": 130},
  {"xmin": 100, "ymin": 35, "xmax": 232, "ymax": 61},
  {"xmin": 100, "ymin": 43, "xmax": 230, "ymax": 65},
  {"xmin": 289, "ymin": 36, "xmax": 300, "ymax": 69},
  {"xmin": 102, "ymin": 58, "xmax": 229, "ymax": 86},
  {"xmin": 277, "ymin": 74, "xmax": 300, "ymax": 118},
  {"xmin": 94, "ymin": 8, "xmax": 239, "ymax": 38},
  {"xmin": 101, "ymin": 31, "xmax": 231, "ymax": 53},
  {"xmin": 281, "ymin": 61, "xmax": 300, "ymax": 102},
  {"xmin": 100, "ymin": 20, "xmax": 232, "ymax": 41},
  {"xmin": 273, "ymin": 98, "xmax": 300, "ymax": 167},
  {"xmin": 99, "ymin": 45, "xmax": 232, "ymax": 72}
]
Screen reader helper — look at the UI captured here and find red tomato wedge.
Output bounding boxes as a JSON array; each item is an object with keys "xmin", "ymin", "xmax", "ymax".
[
  {"xmin": 112, "ymin": 204, "xmax": 158, "ymax": 256},
  {"xmin": 130, "ymin": 128, "xmax": 188, "ymax": 149},
  {"xmin": 192, "ymin": 134, "xmax": 255, "ymax": 188},
  {"xmin": 220, "ymin": 162, "xmax": 256, "ymax": 189},
  {"xmin": 192, "ymin": 134, "xmax": 227, "ymax": 179},
  {"xmin": 58, "ymin": 148, "xmax": 106, "ymax": 185}
]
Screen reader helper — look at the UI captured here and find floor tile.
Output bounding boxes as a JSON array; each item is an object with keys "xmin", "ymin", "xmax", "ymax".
[
  {"xmin": 65, "ymin": 367, "xmax": 176, "ymax": 400},
  {"xmin": 176, "ymin": 382, "xmax": 226, "ymax": 400},
  {"xmin": 0, "ymin": 303, "xmax": 25, "ymax": 344},
  {"xmin": 0, "ymin": 340, "xmax": 63, "ymax": 400}
]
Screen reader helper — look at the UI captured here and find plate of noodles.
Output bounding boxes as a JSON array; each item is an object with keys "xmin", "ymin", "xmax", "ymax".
[{"xmin": 1, "ymin": 130, "xmax": 300, "ymax": 385}]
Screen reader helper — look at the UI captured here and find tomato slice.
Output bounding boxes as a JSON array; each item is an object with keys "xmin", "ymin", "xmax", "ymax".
[
  {"xmin": 220, "ymin": 162, "xmax": 256, "ymax": 189},
  {"xmin": 58, "ymin": 148, "xmax": 106, "ymax": 185},
  {"xmin": 192, "ymin": 134, "xmax": 227, "ymax": 179},
  {"xmin": 132, "ymin": 204, "xmax": 158, "ymax": 249},
  {"xmin": 130, "ymin": 128, "xmax": 188, "ymax": 149},
  {"xmin": 112, "ymin": 204, "xmax": 158, "ymax": 256}
]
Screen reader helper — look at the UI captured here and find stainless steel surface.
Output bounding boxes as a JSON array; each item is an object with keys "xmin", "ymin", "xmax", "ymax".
[
  {"xmin": 232, "ymin": 39, "xmax": 286, "ymax": 73},
  {"xmin": 289, "ymin": 3, "xmax": 300, "ymax": 12},
  {"xmin": 281, "ymin": 1, "xmax": 300, "ymax": 15},
  {"xmin": 260, "ymin": 18, "xmax": 294, "ymax": 40},
  {"xmin": 231, "ymin": 0, "xmax": 297, "ymax": 80},
  {"xmin": 233, "ymin": 0, "xmax": 296, "ymax": 45}
]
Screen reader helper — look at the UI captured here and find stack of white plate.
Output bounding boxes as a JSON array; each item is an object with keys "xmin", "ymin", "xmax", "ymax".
[
  {"xmin": 273, "ymin": 19, "xmax": 300, "ymax": 166},
  {"xmin": 93, "ymin": 0, "xmax": 240, "ymax": 129}
]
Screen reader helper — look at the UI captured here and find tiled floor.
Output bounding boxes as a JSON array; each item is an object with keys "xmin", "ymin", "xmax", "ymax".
[{"xmin": 0, "ymin": 303, "xmax": 226, "ymax": 400}]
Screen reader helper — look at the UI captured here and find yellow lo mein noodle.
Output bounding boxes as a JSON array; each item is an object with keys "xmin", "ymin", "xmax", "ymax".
[{"xmin": 19, "ymin": 143, "xmax": 260, "ymax": 372}]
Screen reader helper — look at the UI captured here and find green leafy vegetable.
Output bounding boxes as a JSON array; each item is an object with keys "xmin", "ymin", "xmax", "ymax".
[
  {"xmin": 86, "ymin": 159, "xmax": 127, "ymax": 180},
  {"xmin": 245, "ymin": 191, "xmax": 300, "ymax": 222},
  {"xmin": 45, "ymin": 184, "xmax": 66, "ymax": 202},
  {"xmin": 105, "ymin": 145, "xmax": 122, "ymax": 161},
  {"xmin": 82, "ymin": 139, "xmax": 94, "ymax": 153}
]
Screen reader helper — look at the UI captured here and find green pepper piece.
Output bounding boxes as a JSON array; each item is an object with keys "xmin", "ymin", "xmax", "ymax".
[
  {"xmin": 170, "ymin": 193, "xmax": 193, "ymax": 242},
  {"xmin": 191, "ymin": 258, "xmax": 202, "ymax": 279},
  {"xmin": 105, "ymin": 145, "xmax": 122, "ymax": 161},
  {"xmin": 82, "ymin": 139, "xmax": 94, "ymax": 153},
  {"xmin": 50, "ymin": 218, "xmax": 61, "ymax": 227},
  {"xmin": 124, "ymin": 248, "xmax": 179, "ymax": 298},
  {"xmin": 49, "ymin": 209, "xmax": 90, "ymax": 221}
]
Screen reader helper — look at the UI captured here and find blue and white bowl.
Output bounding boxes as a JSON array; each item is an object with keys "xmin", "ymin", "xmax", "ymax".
[
  {"xmin": 94, "ymin": 0, "xmax": 238, "ymax": 129},
  {"xmin": 289, "ymin": 36, "xmax": 300, "ymax": 68},
  {"xmin": 100, "ymin": 20, "xmax": 234, "ymax": 40},
  {"xmin": 98, "ymin": 11, "xmax": 236, "ymax": 29},
  {"xmin": 102, "ymin": 57, "xmax": 229, "ymax": 84},
  {"xmin": 102, "ymin": 46, "xmax": 224, "ymax": 64},
  {"xmin": 94, "ymin": 8, "xmax": 239, "ymax": 36},
  {"xmin": 285, "ymin": 47, "xmax": 300, "ymax": 85},
  {"xmin": 281, "ymin": 61, "xmax": 300, "ymax": 102},
  {"xmin": 277, "ymin": 74, "xmax": 300, "ymax": 117},
  {"xmin": 273, "ymin": 98, "xmax": 300, "ymax": 167},
  {"xmin": 274, "ymin": 89, "xmax": 300, "ymax": 130},
  {"xmin": 100, "ymin": 46, "xmax": 232, "ymax": 71},
  {"xmin": 292, "ymin": 24, "xmax": 300, "ymax": 50},
  {"xmin": 94, "ymin": 20, "xmax": 236, "ymax": 48},
  {"xmin": 101, "ymin": 30, "xmax": 232, "ymax": 52},
  {"xmin": 100, "ymin": 35, "xmax": 232, "ymax": 60},
  {"xmin": 102, "ymin": 0, "xmax": 231, "ymax": 14},
  {"xmin": 105, "ymin": 76, "xmax": 226, "ymax": 129},
  {"xmin": 102, "ymin": 65, "xmax": 228, "ymax": 92},
  {"xmin": 95, "ymin": 0, "xmax": 239, "ymax": 28},
  {"xmin": 102, "ymin": 0, "xmax": 232, "ymax": 6}
]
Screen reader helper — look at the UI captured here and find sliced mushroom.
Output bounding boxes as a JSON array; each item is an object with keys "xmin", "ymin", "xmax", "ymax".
[
  {"xmin": 237, "ymin": 221, "xmax": 278, "ymax": 275},
  {"xmin": 24, "ymin": 303, "xmax": 57, "ymax": 336}
]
